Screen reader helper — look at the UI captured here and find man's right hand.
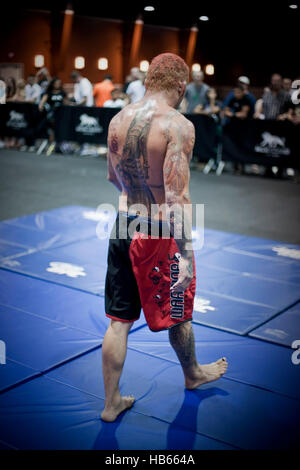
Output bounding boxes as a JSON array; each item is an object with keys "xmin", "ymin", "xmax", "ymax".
[{"xmin": 171, "ymin": 255, "xmax": 193, "ymax": 292}]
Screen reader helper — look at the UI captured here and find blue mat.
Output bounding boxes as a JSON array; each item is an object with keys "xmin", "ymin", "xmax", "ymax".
[
  {"xmin": 0, "ymin": 270, "xmax": 146, "ymax": 336},
  {"xmin": 46, "ymin": 347, "xmax": 300, "ymax": 449},
  {"xmin": 192, "ymin": 290, "xmax": 276, "ymax": 335},
  {"xmin": 0, "ymin": 304, "xmax": 101, "ymax": 378},
  {"xmin": 249, "ymin": 302, "xmax": 300, "ymax": 347},
  {"xmin": 0, "ymin": 375, "xmax": 234, "ymax": 450},
  {"xmin": 196, "ymin": 249, "xmax": 300, "ymax": 285},
  {"xmin": 195, "ymin": 263, "xmax": 300, "ymax": 312},
  {"xmin": 0, "ymin": 358, "xmax": 39, "ymax": 393},
  {"xmin": 128, "ymin": 323, "xmax": 300, "ymax": 401},
  {"xmin": 225, "ymin": 236, "xmax": 300, "ymax": 261}
]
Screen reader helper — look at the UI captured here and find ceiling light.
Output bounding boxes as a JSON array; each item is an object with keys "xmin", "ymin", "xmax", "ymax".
[
  {"xmin": 289, "ymin": 4, "xmax": 298, "ymax": 8},
  {"xmin": 199, "ymin": 15, "xmax": 209, "ymax": 21},
  {"xmin": 144, "ymin": 6, "xmax": 155, "ymax": 11}
]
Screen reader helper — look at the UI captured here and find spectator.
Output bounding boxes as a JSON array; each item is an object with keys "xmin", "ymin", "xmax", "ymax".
[
  {"xmin": 223, "ymin": 76, "xmax": 256, "ymax": 116},
  {"xmin": 103, "ymin": 88, "xmax": 129, "ymax": 108},
  {"xmin": 5, "ymin": 77, "xmax": 16, "ymax": 101},
  {"xmin": 93, "ymin": 74, "xmax": 114, "ymax": 107},
  {"xmin": 36, "ymin": 67, "xmax": 51, "ymax": 94},
  {"xmin": 198, "ymin": 87, "xmax": 222, "ymax": 118},
  {"xmin": 282, "ymin": 77, "xmax": 292, "ymax": 94},
  {"xmin": 123, "ymin": 74, "xmax": 133, "ymax": 93},
  {"xmin": 38, "ymin": 77, "xmax": 69, "ymax": 152},
  {"xmin": 126, "ymin": 68, "xmax": 145, "ymax": 103},
  {"xmin": 182, "ymin": 70, "xmax": 210, "ymax": 114},
  {"xmin": 224, "ymin": 84, "xmax": 251, "ymax": 120},
  {"xmin": 9, "ymin": 79, "xmax": 26, "ymax": 102},
  {"xmin": 70, "ymin": 70, "xmax": 93, "ymax": 106},
  {"xmin": 256, "ymin": 73, "xmax": 293, "ymax": 120},
  {"xmin": 25, "ymin": 74, "xmax": 41, "ymax": 104},
  {"xmin": 0, "ymin": 77, "xmax": 6, "ymax": 104},
  {"xmin": 254, "ymin": 86, "xmax": 271, "ymax": 119}
]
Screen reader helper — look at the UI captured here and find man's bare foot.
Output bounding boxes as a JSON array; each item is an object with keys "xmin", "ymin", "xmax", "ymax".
[
  {"xmin": 101, "ymin": 395, "xmax": 135, "ymax": 422},
  {"xmin": 185, "ymin": 358, "xmax": 228, "ymax": 390}
]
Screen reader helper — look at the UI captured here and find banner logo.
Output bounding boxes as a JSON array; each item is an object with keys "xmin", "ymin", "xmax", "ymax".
[
  {"xmin": 75, "ymin": 113, "xmax": 103, "ymax": 136},
  {"xmin": 7, "ymin": 110, "xmax": 28, "ymax": 129},
  {"xmin": 255, "ymin": 131, "xmax": 291, "ymax": 156}
]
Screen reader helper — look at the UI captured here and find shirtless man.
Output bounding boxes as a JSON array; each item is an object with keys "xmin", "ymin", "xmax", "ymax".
[{"xmin": 101, "ymin": 53, "xmax": 228, "ymax": 422}]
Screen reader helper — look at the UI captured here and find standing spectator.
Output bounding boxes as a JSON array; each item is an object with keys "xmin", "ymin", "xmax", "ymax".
[
  {"xmin": 0, "ymin": 77, "xmax": 6, "ymax": 104},
  {"xmin": 256, "ymin": 73, "xmax": 293, "ymax": 120},
  {"xmin": 182, "ymin": 70, "xmax": 210, "ymax": 114},
  {"xmin": 282, "ymin": 77, "xmax": 292, "ymax": 94},
  {"xmin": 25, "ymin": 74, "xmax": 41, "ymax": 104},
  {"xmin": 93, "ymin": 74, "xmax": 114, "ymax": 107},
  {"xmin": 223, "ymin": 76, "xmax": 256, "ymax": 117},
  {"xmin": 9, "ymin": 79, "xmax": 26, "ymax": 102},
  {"xmin": 126, "ymin": 68, "xmax": 145, "ymax": 103},
  {"xmin": 103, "ymin": 88, "xmax": 129, "ymax": 108},
  {"xmin": 36, "ymin": 67, "xmax": 51, "ymax": 94},
  {"xmin": 199, "ymin": 87, "xmax": 222, "ymax": 117},
  {"xmin": 5, "ymin": 77, "xmax": 16, "ymax": 101},
  {"xmin": 38, "ymin": 77, "xmax": 69, "ymax": 155},
  {"xmin": 254, "ymin": 86, "xmax": 271, "ymax": 119},
  {"xmin": 123, "ymin": 74, "xmax": 133, "ymax": 93},
  {"xmin": 224, "ymin": 84, "xmax": 252, "ymax": 120},
  {"xmin": 70, "ymin": 71, "xmax": 93, "ymax": 106}
]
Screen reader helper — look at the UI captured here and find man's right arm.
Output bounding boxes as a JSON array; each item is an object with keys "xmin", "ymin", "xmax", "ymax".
[{"xmin": 163, "ymin": 117, "xmax": 195, "ymax": 291}]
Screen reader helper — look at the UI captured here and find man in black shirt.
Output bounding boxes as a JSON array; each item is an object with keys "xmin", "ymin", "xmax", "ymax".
[{"xmin": 224, "ymin": 84, "xmax": 251, "ymax": 121}]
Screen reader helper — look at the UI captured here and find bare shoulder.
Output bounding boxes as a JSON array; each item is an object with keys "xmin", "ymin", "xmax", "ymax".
[{"xmin": 162, "ymin": 109, "xmax": 195, "ymax": 154}]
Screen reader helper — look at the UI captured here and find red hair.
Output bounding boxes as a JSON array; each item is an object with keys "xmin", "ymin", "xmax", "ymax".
[{"xmin": 145, "ymin": 53, "xmax": 189, "ymax": 92}]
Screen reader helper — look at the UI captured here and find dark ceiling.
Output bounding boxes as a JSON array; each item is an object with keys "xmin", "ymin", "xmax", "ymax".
[{"xmin": 10, "ymin": 0, "xmax": 300, "ymax": 30}]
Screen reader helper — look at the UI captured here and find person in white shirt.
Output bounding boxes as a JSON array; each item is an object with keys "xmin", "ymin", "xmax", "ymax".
[
  {"xmin": 126, "ymin": 67, "xmax": 145, "ymax": 103},
  {"xmin": 103, "ymin": 88, "xmax": 130, "ymax": 108},
  {"xmin": 25, "ymin": 75, "xmax": 41, "ymax": 104},
  {"xmin": 70, "ymin": 71, "xmax": 94, "ymax": 107},
  {"xmin": 0, "ymin": 78, "xmax": 6, "ymax": 104}
]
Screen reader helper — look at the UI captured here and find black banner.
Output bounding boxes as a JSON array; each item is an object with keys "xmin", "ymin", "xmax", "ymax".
[
  {"xmin": 222, "ymin": 118, "xmax": 300, "ymax": 167},
  {"xmin": 0, "ymin": 102, "xmax": 44, "ymax": 140},
  {"xmin": 54, "ymin": 105, "xmax": 120, "ymax": 144},
  {"xmin": 186, "ymin": 114, "xmax": 218, "ymax": 161}
]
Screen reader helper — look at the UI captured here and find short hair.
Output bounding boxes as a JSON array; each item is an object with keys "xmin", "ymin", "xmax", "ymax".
[
  {"xmin": 70, "ymin": 70, "xmax": 80, "ymax": 79},
  {"xmin": 104, "ymin": 74, "xmax": 113, "ymax": 81},
  {"xmin": 145, "ymin": 53, "xmax": 189, "ymax": 92}
]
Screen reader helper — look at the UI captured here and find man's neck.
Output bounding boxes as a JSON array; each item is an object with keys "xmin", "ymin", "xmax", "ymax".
[{"xmin": 144, "ymin": 90, "xmax": 177, "ymax": 108}]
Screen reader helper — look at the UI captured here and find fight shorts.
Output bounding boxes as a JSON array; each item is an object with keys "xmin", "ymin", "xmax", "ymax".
[{"xmin": 105, "ymin": 211, "xmax": 196, "ymax": 332}]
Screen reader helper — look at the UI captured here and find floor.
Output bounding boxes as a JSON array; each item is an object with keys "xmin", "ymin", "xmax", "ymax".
[{"xmin": 0, "ymin": 149, "xmax": 299, "ymax": 450}]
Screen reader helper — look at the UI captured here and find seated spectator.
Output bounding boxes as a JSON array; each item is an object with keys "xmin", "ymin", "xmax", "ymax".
[
  {"xmin": 25, "ymin": 74, "xmax": 41, "ymax": 104},
  {"xmin": 181, "ymin": 70, "xmax": 210, "ymax": 114},
  {"xmin": 198, "ymin": 87, "xmax": 222, "ymax": 118},
  {"xmin": 126, "ymin": 68, "xmax": 145, "ymax": 103},
  {"xmin": 123, "ymin": 74, "xmax": 133, "ymax": 93},
  {"xmin": 9, "ymin": 79, "xmax": 26, "ymax": 102},
  {"xmin": 70, "ymin": 71, "xmax": 94, "ymax": 107},
  {"xmin": 93, "ymin": 74, "xmax": 114, "ymax": 107},
  {"xmin": 103, "ymin": 88, "xmax": 129, "ymax": 108},
  {"xmin": 5, "ymin": 77, "xmax": 16, "ymax": 101},
  {"xmin": 224, "ymin": 84, "xmax": 251, "ymax": 121},
  {"xmin": 223, "ymin": 76, "xmax": 256, "ymax": 117},
  {"xmin": 255, "ymin": 73, "xmax": 293, "ymax": 120}
]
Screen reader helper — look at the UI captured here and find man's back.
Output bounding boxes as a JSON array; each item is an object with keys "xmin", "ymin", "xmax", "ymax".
[{"xmin": 107, "ymin": 97, "xmax": 194, "ymax": 217}]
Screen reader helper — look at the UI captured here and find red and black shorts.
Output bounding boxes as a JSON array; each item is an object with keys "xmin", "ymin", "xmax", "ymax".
[{"xmin": 105, "ymin": 212, "xmax": 196, "ymax": 332}]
